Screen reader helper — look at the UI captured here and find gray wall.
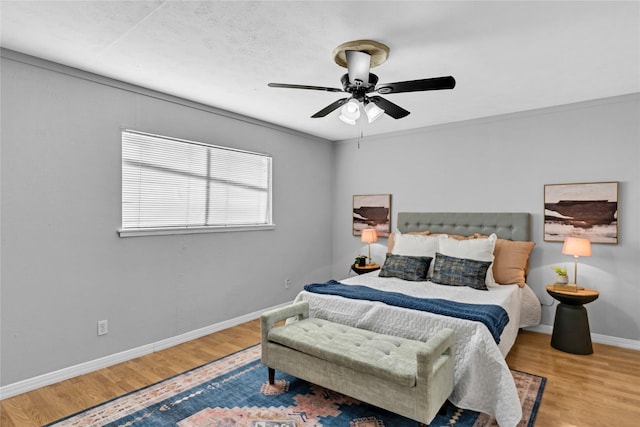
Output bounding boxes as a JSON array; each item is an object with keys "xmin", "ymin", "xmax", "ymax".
[
  {"xmin": 332, "ymin": 94, "xmax": 640, "ymax": 343},
  {"xmin": 0, "ymin": 53, "xmax": 333, "ymax": 386}
]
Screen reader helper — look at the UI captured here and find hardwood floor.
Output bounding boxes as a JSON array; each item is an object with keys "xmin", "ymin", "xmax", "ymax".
[
  {"xmin": 505, "ymin": 330, "xmax": 640, "ymax": 427},
  {"xmin": 1, "ymin": 321, "xmax": 638, "ymax": 426}
]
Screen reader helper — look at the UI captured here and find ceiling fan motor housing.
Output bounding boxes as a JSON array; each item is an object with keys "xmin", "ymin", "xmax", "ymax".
[{"xmin": 340, "ymin": 73, "xmax": 378, "ymax": 102}]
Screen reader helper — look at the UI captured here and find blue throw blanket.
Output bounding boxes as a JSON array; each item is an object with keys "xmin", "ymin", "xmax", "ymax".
[{"xmin": 304, "ymin": 280, "xmax": 509, "ymax": 343}]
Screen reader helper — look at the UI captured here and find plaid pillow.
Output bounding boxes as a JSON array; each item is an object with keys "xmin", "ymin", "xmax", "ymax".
[
  {"xmin": 431, "ymin": 252, "xmax": 492, "ymax": 290},
  {"xmin": 379, "ymin": 253, "xmax": 433, "ymax": 281}
]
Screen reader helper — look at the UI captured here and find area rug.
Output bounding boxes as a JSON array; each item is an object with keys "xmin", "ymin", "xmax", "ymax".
[{"xmin": 46, "ymin": 345, "xmax": 545, "ymax": 427}]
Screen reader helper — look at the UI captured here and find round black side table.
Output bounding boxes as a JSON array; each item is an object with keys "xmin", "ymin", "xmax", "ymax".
[{"xmin": 546, "ymin": 285, "xmax": 599, "ymax": 355}]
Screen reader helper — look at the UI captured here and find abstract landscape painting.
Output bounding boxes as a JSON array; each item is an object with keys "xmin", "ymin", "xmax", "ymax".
[
  {"xmin": 544, "ymin": 181, "xmax": 618, "ymax": 244},
  {"xmin": 352, "ymin": 194, "xmax": 391, "ymax": 237}
]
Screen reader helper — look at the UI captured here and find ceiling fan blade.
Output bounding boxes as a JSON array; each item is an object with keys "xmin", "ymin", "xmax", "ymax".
[
  {"xmin": 369, "ymin": 95, "xmax": 410, "ymax": 119},
  {"xmin": 311, "ymin": 98, "xmax": 349, "ymax": 118},
  {"xmin": 346, "ymin": 50, "xmax": 371, "ymax": 85},
  {"xmin": 268, "ymin": 83, "xmax": 344, "ymax": 93},
  {"xmin": 376, "ymin": 76, "xmax": 456, "ymax": 94}
]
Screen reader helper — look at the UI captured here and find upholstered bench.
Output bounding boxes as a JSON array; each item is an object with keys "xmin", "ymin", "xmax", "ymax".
[{"xmin": 261, "ymin": 301, "xmax": 455, "ymax": 425}]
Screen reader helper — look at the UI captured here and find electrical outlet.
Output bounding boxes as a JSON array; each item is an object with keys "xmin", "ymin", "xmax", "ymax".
[
  {"xmin": 284, "ymin": 279, "xmax": 291, "ymax": 289},
  {"xmin": 97, "ymin": 320, "xmax": 108, "ymax": 336}
]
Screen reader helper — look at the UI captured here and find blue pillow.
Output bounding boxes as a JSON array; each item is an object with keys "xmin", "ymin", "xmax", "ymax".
[
  {"xmin": 431, "ymin": 252, "xmax": 492, "ymax": 290},
  {"xmin": 379, "ymin": 253, "xmax": 433, "ymax": 281}
]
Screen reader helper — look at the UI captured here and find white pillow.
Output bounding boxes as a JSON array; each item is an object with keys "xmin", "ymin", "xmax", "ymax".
[
  {"xmin": 438, "ymin": 233, "xmax": 498, "ymax": 287},
  {"xmin": 392, "ymin": 232, "xmax": 440, "ymax": 257}
]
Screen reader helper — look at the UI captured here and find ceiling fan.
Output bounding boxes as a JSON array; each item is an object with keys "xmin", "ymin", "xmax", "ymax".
[{"xmin": 268, "ymin": 40, "xmax": 456, "ymax": 124}]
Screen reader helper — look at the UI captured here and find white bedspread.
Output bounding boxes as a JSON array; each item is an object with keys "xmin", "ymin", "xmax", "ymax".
[{"xmin": 293, "ymin": 272, "xmax": 541, "ymax": 427}]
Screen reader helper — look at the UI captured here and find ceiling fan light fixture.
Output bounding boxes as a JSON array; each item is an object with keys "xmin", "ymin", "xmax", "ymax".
[
  {"xmin": 339, "ymin": 99, "xmax": 360, "ymax": 125},
  {"xmin": 364, "ymin": 102, "xmax": 384, "ymax": 123}
]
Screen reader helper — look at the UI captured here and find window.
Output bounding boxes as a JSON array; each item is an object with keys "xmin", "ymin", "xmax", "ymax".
[{"xmin": 120, "ymin": 130, "xmax": 273, "ymax": 237}]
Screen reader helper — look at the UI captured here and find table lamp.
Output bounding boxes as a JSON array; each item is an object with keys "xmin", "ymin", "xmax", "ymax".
[
  {"xmin": 361, "ymin": 228, "xmax": 378, "ymax": 265},
  {"xmin": 562, "ymin": 236, "xmax": 592, "ymax": 289}
]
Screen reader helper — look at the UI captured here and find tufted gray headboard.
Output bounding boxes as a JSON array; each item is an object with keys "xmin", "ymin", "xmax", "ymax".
[{"xmin": 397, "ymin": 212, "xmax": 530, "ymax": 241}]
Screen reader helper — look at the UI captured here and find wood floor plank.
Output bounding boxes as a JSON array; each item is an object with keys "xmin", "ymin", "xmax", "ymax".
[{"xmin": 1, "ymin": 319, "xmax": 638, "ymax": 427}]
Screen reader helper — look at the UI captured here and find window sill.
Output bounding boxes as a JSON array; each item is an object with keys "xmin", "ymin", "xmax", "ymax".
[{"xmin": 118, "ymin": 224, "xmax": 275, "ymax": 238}]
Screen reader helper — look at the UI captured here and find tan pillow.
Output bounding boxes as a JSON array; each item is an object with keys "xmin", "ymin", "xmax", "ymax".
[
  {"xmin": 430, "ymin": 232, "xmax": 476, "ymax": 240},
  {"xmin": 492, "ymin": 239, "xmax": 535, "ymax": 287},
  {"xmin": 387, "ymin": 230, "xmax": 430, "ymax": 253}
]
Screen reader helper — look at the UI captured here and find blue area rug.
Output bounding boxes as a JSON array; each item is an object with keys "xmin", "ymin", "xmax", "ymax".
[{"xmin": 46, "ymin": 345, "xmax": 545, "ymax": 426}]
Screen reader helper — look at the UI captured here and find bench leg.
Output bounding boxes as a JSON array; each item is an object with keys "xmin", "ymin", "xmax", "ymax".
[{"xmin": 268, "ymin": 367, "xmax": 275, "ymax": 385}]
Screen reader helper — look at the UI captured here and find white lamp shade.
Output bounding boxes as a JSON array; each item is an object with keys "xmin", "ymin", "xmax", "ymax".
[
  {"xmin": 338, "ymin": 115, "xmax": 356, "ymax": 125},
  {"xmin": 361, "ymin": 228, "xmax": 378, "ymax": 243},
  {"xmin": 364, "ymin": 102, "xmax": 384, "ymax": 123},
  {"xmin": 562, "ymin": 237, "xmax": 592, "ymax": 257},
  {"xmin": 339, "ymin": 99, "xmax": 360, "ymax": 125}
]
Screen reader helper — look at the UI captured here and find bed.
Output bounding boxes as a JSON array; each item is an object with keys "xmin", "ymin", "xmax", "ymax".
[{"xmin": 293, "ymin": 212, "xmax": 541, "ymax": 427}]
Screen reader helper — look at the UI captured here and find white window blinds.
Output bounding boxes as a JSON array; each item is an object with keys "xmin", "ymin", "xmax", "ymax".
[{"xmin": 121, "ymin": 130, "xmax": 272, "ymax": 235}]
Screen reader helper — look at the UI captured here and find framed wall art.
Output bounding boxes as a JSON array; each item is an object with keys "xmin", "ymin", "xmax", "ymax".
[
  {"xmin": 544, "ymin": 181, "xmax": 619, "ymax": 244},
  {"xmin": 353, "ymin": 194, "xmax": 391, "ymax": 237}
]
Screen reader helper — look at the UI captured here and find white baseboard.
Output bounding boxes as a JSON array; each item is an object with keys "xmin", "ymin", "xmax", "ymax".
[
  {"xmin": 0, "ymin": 301, "xmax": 292, "ymax": 400},
  {"xmin": 524, "ymin": 324, "xmax": 640, "ymax": 351}
]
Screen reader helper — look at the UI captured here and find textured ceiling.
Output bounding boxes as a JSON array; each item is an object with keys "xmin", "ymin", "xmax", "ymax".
[{"xmin": 1, "ymin": 1, "xmax": 639, "ymax": 141}]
